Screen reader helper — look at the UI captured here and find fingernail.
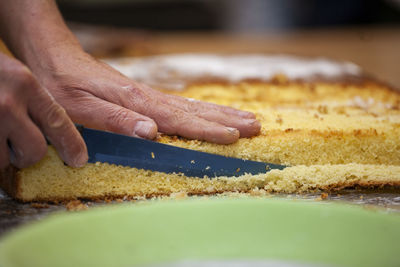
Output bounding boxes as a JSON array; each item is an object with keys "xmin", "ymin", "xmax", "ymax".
[
  {"xmin": 73, "ymin": 151, "xmax": 88, "ymax": 168},
  {"xmin": 238, "ymin": 110, "xmax": 255, "ymax": 118},
  {"xmin": 66, "ymin": 144, "xmax": 88, "ymax": 168},
  {"xmin": 226, "ymin": 127, "xmax": 239, "ymax": 135},
  {"xmin": 133, "ymin": 121, "xmax": 157, "ymax": 139},
  {"xmin": 246, "ymin": 119, "xmax": 261, "ymax": 128}
]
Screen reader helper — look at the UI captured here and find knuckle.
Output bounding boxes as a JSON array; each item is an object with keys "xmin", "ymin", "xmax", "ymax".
[
  {"xmin": 162, "ymin": 109, "xmax": 191, "ymax": 134},
  {"xmin": 0, "ymin": 92, "xmax": 18, "ymax": 117},
  {"xmin": 127, "ymin": 88, "xmax": 153, "ymax": 112},
  {"xmin": 174, "ymin": 110, "xmax": 192, "ymax": 126},
  {"xmin": 8, "ymin": 64, "xmax": 35, "ymax": 86},
  {"xmin": 45, "ymin": 102, "xmax": 68, "ymax": 129},
  {"xmin": 106, "ymin": 108, "xmax": 131, "ymax": 131},
  {"xmin": 185, "ymin": 102, "xmax": 201, "ymax": 115}
]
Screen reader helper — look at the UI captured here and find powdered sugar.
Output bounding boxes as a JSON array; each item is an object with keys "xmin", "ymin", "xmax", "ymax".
[{"xmin": 106, "ymin": 54, "xmax": 362, "ymax": 90}]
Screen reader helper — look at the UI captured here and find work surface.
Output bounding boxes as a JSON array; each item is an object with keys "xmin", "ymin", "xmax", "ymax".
[{"xmin": 1, "ymin": 189, "xmax": 400, "ymax": 238}]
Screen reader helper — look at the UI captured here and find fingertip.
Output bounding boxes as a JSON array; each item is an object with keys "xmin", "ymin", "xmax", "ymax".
[
  {"xmin": 218, "ymin": 127, "xmax": 240, "ymax": 144},
  {"xmin": 237, "ymin": 110, "xmax": 256, "ymax": 119},
  {"xmin": 71, "ymin": 139, "xmax": 88, "ymax": 168},
  {"xmin": 57, "ymin": 134, "xmax": 88, "ymax": 168},
  {"xmin": 250, "ymin": 119, "xmax": 262, "ymax": 134},
  {"xmin": 133, "ymin": 120, "xmax": 158, "ymax": 140},
  {"xmin": 239, "ymin": 119, "xmax": 261, "ymax": 138},
  {"xmin": 226, "ymin": 127, "xmax": 240, "ymax": 136},
  {"xmin": 72, "ymin": 150, "xmax": 89, "ymax": 168},
  {"xmin": 63, "ymin": 148, "xmax": 88, "ymax": 168}
]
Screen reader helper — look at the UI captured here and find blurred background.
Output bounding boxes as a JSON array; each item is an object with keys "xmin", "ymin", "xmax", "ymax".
[
  {"xmin": 58, "ymin": 0, "xmax": 400, "ymax": 32},
  {"xmin": 3, "ymin": 0, "xmax": 400, "ymax": 86}
]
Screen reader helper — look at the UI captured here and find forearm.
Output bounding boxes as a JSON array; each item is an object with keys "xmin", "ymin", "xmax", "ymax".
[{"xmin": 0, "ymin": 0, "xmax": 83, "ymax": 72}]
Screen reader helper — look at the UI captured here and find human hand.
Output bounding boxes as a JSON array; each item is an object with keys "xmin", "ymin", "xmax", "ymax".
[
  {"xmin": 0, "ymin": 53, "xmax": 87, "ymax": 169},
  {"xmin": 35, "ymin": 52, "xmax": 261, "ymax": 144},
  {"xmin": 0, "ymin": 0, "xmax": 260, "ymax": 145}
]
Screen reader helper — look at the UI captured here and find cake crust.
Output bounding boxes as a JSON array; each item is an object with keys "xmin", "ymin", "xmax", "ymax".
[{"xmin": 0, "ymin": 165, "xmax": 20, "ymax": 200}]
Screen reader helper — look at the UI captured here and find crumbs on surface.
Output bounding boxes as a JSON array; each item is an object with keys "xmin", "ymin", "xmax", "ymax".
[
  {"xmin": 30, "ymin": 203, "xmax": 50, "ymax": 209},
  {"xmin": 65, "ymin": 200, "xmax": 88, "ymax": 211},
  {"xmin": 316, "ymin": 192, "xmax": 329, "ymax": 201},
  {"xmin": 169, "ymin": 191, "xmax": 188, "ymax": 199}
]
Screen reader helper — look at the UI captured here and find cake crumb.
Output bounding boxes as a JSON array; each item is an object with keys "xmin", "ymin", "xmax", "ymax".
[
  {"xmin": 190, "ymin": 160, "xmax": 195, "ymax": 164},
  {"xmin": 65, "ymin": 200, "xmax": 88, "ymax": 211},
  {"xmin": 335, "ymin": 107, "xmax": 348, "ymax": 115},
  {"xmin": 317, "ymin": 105, "xmax": 328, "ymax": 114},
  {"xmin": 30, "ymin": 203, "xmax": 50, "ymax": 209},
  {"xmin": 151, "ymin": 152, "xmax": 155, "ymax": 159},
  {"xmin": 315, "ymin": 192, "xmax": 329, "ymax": 201},
  {"xmin": 170, "ymin": 191, "xmax": 188, "ymax": 199},
  {"xmin": 249, "ymin": 188, "xmax": 267, "ymax": 196}
]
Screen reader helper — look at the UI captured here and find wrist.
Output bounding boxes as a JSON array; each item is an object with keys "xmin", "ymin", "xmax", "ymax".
[
  {"xmin": 0, "ymin": 0, "xmax": 85, "ymax": 75},
  {"xmin": 23, "ymin": 39, "xmax": 84, "ymax": 75}
]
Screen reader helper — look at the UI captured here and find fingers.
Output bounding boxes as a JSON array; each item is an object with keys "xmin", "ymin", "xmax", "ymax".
[
  {"xmin": 29, "ymin": 88, "xmax": 88, "ymax": 168},
  {"xmin": 132, "ymin": 84, "xmax": 261, "ymax": 138},
  {"xmin": 164, "ymin": 94, "xmax": 261, "ymax": 138},
  {"xmin": 59, "ymin": 90, "xmax": 158, "ymax": 140},
  {"xmin": 0, "ymin": 54, "xmax": 87, "ymax": 168},
  {"xmin": 0, "ymin": 62, "xmax": 46, "ymax": 168},
  {"xmin": 130, "ymin": 98, "xmax": 240, "ymax": 144},
  {"xmin": 7, "ymin": 115, "xmax": 47, "ymax": 169},
  {"xmin": 160, "ymin": 91, "xmax": 256, "ymax": 119}
]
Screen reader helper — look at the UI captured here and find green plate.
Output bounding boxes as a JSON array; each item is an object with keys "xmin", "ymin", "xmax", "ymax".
[{"xmin": 0, "ymin": 198, "xmax": 399, "ymax": 267}]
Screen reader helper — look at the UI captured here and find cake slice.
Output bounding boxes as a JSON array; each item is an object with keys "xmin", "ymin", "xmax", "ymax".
[{"xmin": 1, "ymin": 55, "xmax": 400, "ymax": 202}]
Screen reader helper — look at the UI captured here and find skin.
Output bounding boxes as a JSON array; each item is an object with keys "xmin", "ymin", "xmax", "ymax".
[
  {"xmin": 0, "ymin": 0, "xmax": 260, "ymax": 169},
  {"xmin": 0, "ymin": 53, "xmax": 87, "ymax": 168}
]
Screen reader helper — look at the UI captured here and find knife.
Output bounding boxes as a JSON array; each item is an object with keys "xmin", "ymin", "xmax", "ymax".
[{"xmin": 77, "ymin": 125, "xmax": 286, "ymax": 178}]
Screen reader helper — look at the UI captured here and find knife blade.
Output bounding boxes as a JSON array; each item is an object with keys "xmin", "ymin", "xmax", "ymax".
[{"xmin": 77, "ymin": 126, "xmax": 286, "ymax": 178}]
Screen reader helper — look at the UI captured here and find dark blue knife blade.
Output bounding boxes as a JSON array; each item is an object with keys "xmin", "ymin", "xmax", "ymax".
[{"xmin": 78, "ymin": 126, "xmax": 286, "ymax": 178}]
